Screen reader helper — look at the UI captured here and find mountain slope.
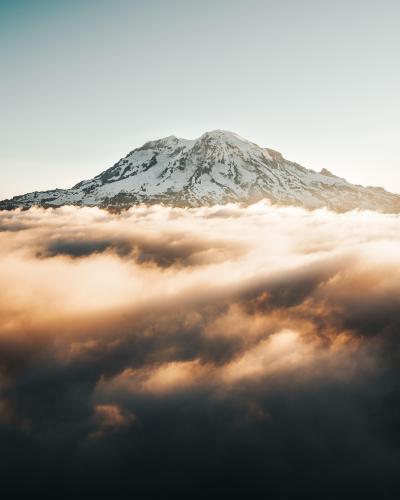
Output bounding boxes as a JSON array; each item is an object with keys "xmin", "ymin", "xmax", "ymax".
[{"xmin": 1, "ymin": 130, "xmax": 400, "ymax": 212}]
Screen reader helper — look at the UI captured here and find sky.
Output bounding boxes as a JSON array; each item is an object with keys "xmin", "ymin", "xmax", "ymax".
[{"xmin": 0, "ymin": 0, "xmax": 399, "ymax": 199}]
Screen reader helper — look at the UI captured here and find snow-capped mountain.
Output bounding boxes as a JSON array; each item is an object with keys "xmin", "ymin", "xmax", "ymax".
[{"xmin": 1, "ymin": 130, "xmax": 400, "ymax": 212}]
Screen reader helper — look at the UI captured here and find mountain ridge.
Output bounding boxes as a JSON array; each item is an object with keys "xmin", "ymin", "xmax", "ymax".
[{"xmin": 1, "ymin": 130, "xmax": 400, "ymax": 213}]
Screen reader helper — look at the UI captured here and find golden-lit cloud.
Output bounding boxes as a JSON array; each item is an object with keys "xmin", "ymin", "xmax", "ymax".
[{"xmin": 1, "ymin": 203, "xmax": 400, "ymax": 496}]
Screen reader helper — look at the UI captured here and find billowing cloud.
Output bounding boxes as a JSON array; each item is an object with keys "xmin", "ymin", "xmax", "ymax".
[{"xmin": 1, "ymin": 203, "xmax": 400, "ymax": 498}]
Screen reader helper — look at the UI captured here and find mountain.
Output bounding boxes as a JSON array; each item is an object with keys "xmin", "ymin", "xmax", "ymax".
[{"xmin": 1, "ymin": 130, "xmax": 400, "ymax": 212}]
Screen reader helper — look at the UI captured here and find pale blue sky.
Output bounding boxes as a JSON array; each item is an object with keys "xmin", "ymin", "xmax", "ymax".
[{"xmin": 1, "ymin": 0, "xmax": 399, "ymax": 199}]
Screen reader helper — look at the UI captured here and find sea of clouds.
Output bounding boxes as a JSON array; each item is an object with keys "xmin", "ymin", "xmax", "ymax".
[{"xmin": 1, "ymin": 202, "xmax": 400, "ymax": 498}]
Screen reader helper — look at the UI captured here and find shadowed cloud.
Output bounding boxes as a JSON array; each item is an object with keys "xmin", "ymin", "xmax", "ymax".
[{"xmin": 0, "ymin": 203, "xmax": 400, "ymax": 498}]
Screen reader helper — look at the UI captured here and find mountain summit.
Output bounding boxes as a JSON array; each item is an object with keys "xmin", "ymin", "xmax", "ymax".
[{"xmin": 1, "ymin": 130, "xmax": 399, "ymax": 212}]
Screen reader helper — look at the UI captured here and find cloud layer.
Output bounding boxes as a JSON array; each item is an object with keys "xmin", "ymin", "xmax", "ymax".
[{"xmin": 1, "ymin": 203, "xmax": 400, "ymax": 498}]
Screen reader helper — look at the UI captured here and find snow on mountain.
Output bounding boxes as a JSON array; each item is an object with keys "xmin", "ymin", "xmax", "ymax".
[{"xmin": 1, "ymin": 130, "xmax": 400, "ymax": 212}]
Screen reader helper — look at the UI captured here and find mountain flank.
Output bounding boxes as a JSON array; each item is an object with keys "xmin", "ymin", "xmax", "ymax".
[{"xmin": 1, "ymin": 130, "xmax": 399, "ymax": 212}]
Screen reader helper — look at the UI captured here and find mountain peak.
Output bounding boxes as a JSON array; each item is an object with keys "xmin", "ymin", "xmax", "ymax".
[
  {"xmin": 199, "ymin": 129, "xmax": 253, "ymax": 145},
  {"xmin": 1, "ymin": 131, "xmax": 399, "ymax": 213},
  {"xmin": 200, "ymin": 129, "xmax": 244, "ymax": 139}
]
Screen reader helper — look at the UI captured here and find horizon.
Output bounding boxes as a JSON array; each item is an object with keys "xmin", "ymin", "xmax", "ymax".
[
  {"xmin": 1, "ymin": 127, "xmax": 399, "ymax": 200},
  {"xmin": 1, "ymin": 0, "xmax": 400, "ymax": 199}
]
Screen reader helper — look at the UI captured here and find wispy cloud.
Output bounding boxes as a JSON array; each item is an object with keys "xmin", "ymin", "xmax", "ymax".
[{"xmin": 1, "ymin": 203, "xmax": 400, "ymax": 497}]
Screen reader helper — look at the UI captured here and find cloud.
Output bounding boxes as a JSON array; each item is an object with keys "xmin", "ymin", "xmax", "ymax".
[
  {"xmin": 1, "ymin": 203, "xmax": 400, "ymax": 498},
  {"xmin": 90, "ymin": 404, "xmax": 135, "ymax": 439}
]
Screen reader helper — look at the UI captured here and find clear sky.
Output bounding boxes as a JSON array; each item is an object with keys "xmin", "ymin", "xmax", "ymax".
[{"xmin": 1, "ymin": 0, "xmax": 399, "ymax": 199}]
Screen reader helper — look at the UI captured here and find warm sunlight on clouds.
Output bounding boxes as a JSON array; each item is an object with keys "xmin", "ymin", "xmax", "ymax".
[{"xmin": 1, "ymin": 202, "xmax": 400, "ymax": 497}]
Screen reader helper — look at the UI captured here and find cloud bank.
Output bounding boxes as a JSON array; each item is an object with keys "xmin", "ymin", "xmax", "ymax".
[{"xmin": 1, "ymin": 203, "xmax": 400, "ymax": 498}]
